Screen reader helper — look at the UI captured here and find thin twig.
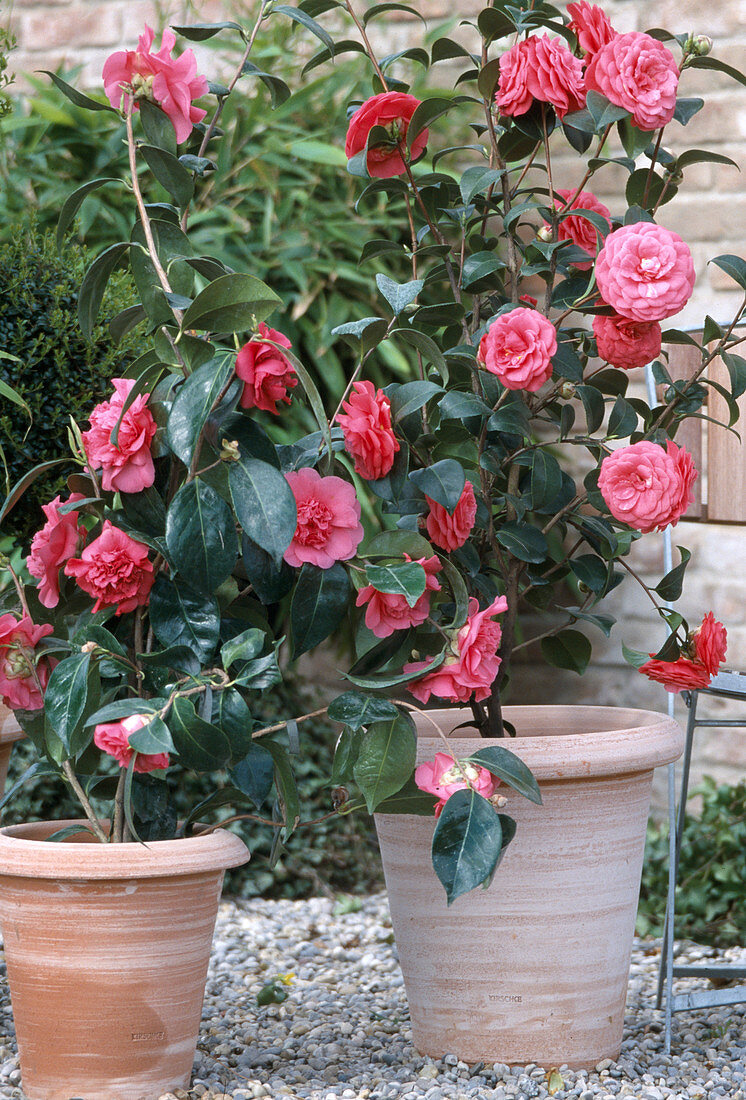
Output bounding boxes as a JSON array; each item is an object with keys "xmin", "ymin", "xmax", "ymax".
[{"xmin": 62, "ymin": 762, "xmax": 108, "ymax": 843}]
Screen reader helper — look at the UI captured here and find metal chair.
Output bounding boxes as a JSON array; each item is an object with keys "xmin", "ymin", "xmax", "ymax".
[{"xmin": 655, "ymin": 669, "xmax": 746, "ymax": 1052}]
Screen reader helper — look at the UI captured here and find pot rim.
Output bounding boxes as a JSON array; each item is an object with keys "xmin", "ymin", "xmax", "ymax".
[
  {"xmin": 0, "ymin": 819, "xmax": 249, "ymax": 880},
  {"xmin": 0, "ymin": 706, "xmax": 25, "ymax": 746},
  {"xmin": 411, "ymin": 704, "xmax": 683, "ymax": 780}
]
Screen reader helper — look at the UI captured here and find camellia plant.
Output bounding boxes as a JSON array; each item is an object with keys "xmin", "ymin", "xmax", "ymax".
[{"xmin": 0, "ymin": 0, "xmax": 744, "ymax": 902}]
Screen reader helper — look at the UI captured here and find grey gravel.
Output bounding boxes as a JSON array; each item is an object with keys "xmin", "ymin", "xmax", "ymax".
[{"xmin": 0, "ymin": 893, "xmax": 744, "ymax": 1098}]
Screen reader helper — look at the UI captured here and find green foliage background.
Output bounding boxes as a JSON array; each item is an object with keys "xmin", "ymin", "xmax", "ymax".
[
  {"xmin": 0, "ymin": 224, "xmax": 142, "ymax": 541},
  {"xmin": 637, "ymin": 777, "xmax": 746, "ymax": 948}
]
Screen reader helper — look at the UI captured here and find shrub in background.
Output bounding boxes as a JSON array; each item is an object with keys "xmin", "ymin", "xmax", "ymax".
[
  {"xmin": 637, "ymin": 776, "xmax": 746, "ymax": 948},
  {"xmin": 0, "ymin": 223, "xmax": 142, "ymax": 541}
]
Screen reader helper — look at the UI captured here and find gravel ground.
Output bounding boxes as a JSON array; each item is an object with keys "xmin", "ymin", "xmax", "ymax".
[{"xmin": 0, "ymin": 893, "xmax": 744, "ymax": 1099}]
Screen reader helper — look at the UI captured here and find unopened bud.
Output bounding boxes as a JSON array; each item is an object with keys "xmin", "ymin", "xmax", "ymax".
[
  {"xmin": 490, "ymin": 793, "xmax": 508, "ymax": 809},
  {"xmin": 331, "ymin": 786, "xmax": 349, "ymax": 811},
  {"xmin": 559, "ymin": 381, "xmax": 576, "ymax": 400},
  {"xmin": 219, "ymin": 438, "xmax": 241, "ymax": 462},
  {"xmin": 536, "ymin": 225, "xmax": 553, "ymax": 243},
  {"xmin": 691, "ymin": 34, "xmax": 713, "ymax": 56},
  {"xmin": 81, "ymin": 641, "xmax": 98, "ymax": 654}
]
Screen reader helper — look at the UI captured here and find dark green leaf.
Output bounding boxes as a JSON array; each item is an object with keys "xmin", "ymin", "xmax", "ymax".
[
  {"xmin": 221, "ymin": 628, "xmax": 265, "ymax": 669},
  {"xmin": 43, "ymin": 653, "xmax": 91, "ymax": 755},
  {"xmin": 409, "ymin": 459, "xmax": 465, "ymax": 510},
  {"xmin": 272, "ymin": 4, "xmax": 334, "ymax": 52},
  {"xmin": 140, "ymin": 145, "xmax": 194, "ymax": 207},
  {"xmin": 710, "ymin": 254, "xmax": 746, "ymax": 292},
  {"xmin": 240, "ymin": 61, "xmax": 292, "ymax": 107},
  {"xmin": 375, "ymin": 274, "xmax": 423, "ymax": 314},
  {"xmin": 291, "ymin": 562, "xmax": 351, "ymax": 658},
  {"xmin": 365, "ymin": 561, "xmax": 426, "ymax": 607},
  {"xmin": 215, "ymin": 689, "xmax": 255, "ymax": 762},
  {"xmin": 241, "ymin": 535, "xmax": 294, "ymax": 605},
  {"xmin": 127, "ymin": 715, "xmax": 175, "ymax": 755},
  {"xmin": 229, "ymin": 743, "xmax": 275, "ymax": 807},
  {"xmin": 388, "ymin": 380, "xmax": 443, "ymax": 421},
  {"xmin": 139, "ymin": 99, "xmax": 177, "ymax": 153},
  {"xmin": 169, "ymin": 696, "xmax": 231, "ymax": 771},
  {"xmin": 374, "ymin": 775, "xmax": 439, "ymax": 815},
  {"xmin": 229, "ymin": 456, "xmax": 297, "ymax": 566},
  {"xmin": 468, "ymin": 745, "xmax": 542, "ymax": 804},
  {"xmin": 181, "ymin": 274, "xmax": 282, "ymax": 332},
  {"xmin": 149, "ymin": 575, "xmax": 221, "ymax": 663},
  {"xmin": 353, "ymin": 712, "xmax": 416, "ymax": 812},
  {"xmin": 432, "ymin": 788, "xmax": 504, "ymax": 904},
  {"xmin": 166, "ymin": 354, "xmax": 235, "ymax": 466},
  {"xmin": 654, "ymin": 546, "xmax": 691, "ymax": 602},
  {"xmin": 41, "ymin": 72, "xmax": 117, "ymax": 113},
  {"xmin": 494, "ymin": 522, "xmax": 548, "ymax": 563},
  {"xmin": 541, "ymin": 629, "xmax": 592, "ymax": 674},
  {"xmin": 56, "ymin": 178, "xmax": 120, "ymax": 250},
  {"xmin": 687, "ymin": 55, "xmax": 746, "ymax": 88},
  {"xmin": 327, "ymin": 692, "xmax": 400, "ymax": 730},
  {"xmin": 78, "ymin": 242, "xmax": 130, "ymax": 339},
  {"xmin": 171, "ymin": 21, "xmax": 245, "ymax": 40},
  {"xmin": 165, "ymin": 481, "xmax": 238, "ymax": 595},
  {"xmin": 262, "ymin": 739, "xmax": 301, "ymax": 835}
]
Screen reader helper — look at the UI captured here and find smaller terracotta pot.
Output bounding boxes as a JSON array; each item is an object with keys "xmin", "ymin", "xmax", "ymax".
[
  {"xmin": 0, "ymin": 821, "xmax": 249, "ymax": 1100},
  {"xmin": 0, "ymin": 704, "xmax": 25, "ymax": 793}
]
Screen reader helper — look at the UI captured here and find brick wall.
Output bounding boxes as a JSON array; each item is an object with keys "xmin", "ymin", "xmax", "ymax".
[{"xmin": 6, "ymin": 0, "xmax": 746, "ymax": 801}]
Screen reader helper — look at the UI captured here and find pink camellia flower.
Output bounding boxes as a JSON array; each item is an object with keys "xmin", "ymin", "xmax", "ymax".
[
  {"xmin": 598, "ymin": 440, "xmax": 697, "ymax": 533},
  {"xmin": 638, "ymin": 654, "xmax": 711, "ymax": 694},
  {"xmin": 425, "ymin": 481, "xmax": 477, "ymax": 553},
  {"xmin": 235, "ymin": 323, "xmax": 298, "ymax": 414},
  {"xmin": 585, "ymin": 32, "xmax": 679, "ymax": 131},
  {"xmin": 338, "ymin": 380, "xmax": 400, "ymax": 481},
  {"xmin": 345, "ymin": 92, "xmax": 428, "ymax": 178},
  {"xmin": 415, "ymin": 751, "xmax": 500, "ymax": 818},
  {"xmin": 94, "ymin": 714, "xmax": 170, "ymax": 773},
  {"xmin": 82, "ymin": 378, "xmax": 157, "ymax": 495},
  {"xmin": 693, "ymin": 612, "xmax": 727, "ymax": 676},
  {"xmin": 567, "ymin": 1, "xmax": 617, "ymax": 59},
  {"xmin": 102, "ymin": 25, "xmax": 208, "ymax": 143},
  {"xmin": 64, "ymin": 521, "xmax": 155, "ymax": 615},
  {"xmin": 496, "ymin": 35, "xmax": 586, "ymax": 120},
  {"xmin": 26, "ymin": 494, "xmax": 87, "ymax": 609},
  {"xmin": 552, "ymin": 188, "xmax": 612, "ymax": 270},
  {"xmin": 0, "ymin": 614, "xmax": 53, "ymax": 711},
  {"xmin": 595, "ymin": 223, "xmax": 696, "ymax": 323},
  {"xmin": 478, "ymin": 307, "xmax": 557, "ymax": 392},
  {"xmin": 405, "ymin": 595, "xmax": 508, "ymax": 704},
  {"xmin": 356, "ymin": 554, "xmax": 442, "ymax": 639},
  {"xmin": 284, "ymin": 468, "xmax": 364, "ymax": 569},
  {"xmin": 593, "ymin": 313, "xmax": 662, "ymax": 370}
]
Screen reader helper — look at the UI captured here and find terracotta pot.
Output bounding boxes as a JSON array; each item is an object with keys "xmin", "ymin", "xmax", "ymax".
[
  {"xmin": 0, "ymin": 820, "xmax": 249, "ymax": 1100},
  {"xmin": 0, "ymin": 704, "xmax": 25, "ymax": 793},
  {"xmin": 375, "ymin": 704, "xmax": 683, "ymax": 1069}
]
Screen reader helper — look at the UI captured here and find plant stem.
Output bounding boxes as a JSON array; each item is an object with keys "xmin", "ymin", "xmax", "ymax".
[
  {"xmin": 112, "ymin": 767, "xmax": 126, "ymax": 843},
  {"xmin": 251, "ymin": 706, "xmax": 329, "ymax": 740},
  {"xmin": 62, "ymin": 761, "xmax": 108, "ymax": 843}
]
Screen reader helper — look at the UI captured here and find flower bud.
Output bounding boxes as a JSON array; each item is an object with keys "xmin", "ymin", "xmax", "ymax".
[
  {"xmin": 691, "ymin": 35, "xmax": 713, "ymax": 56},
  {"xmin": 219, "ymin": 438, "xmax": 241, "ymax": 462},
  {"xmin": 536, "ymin": 225, "xmax": 553, "ymax": 243},
  {"xmin": 559, "ymin": 381, "xmax": 576, "ymax": 400},
  {"xmin": 81, "ymin": 641, "xmax": 98, "ymax": 654}
]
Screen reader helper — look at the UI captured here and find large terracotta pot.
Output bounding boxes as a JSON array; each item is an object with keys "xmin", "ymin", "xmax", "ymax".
[
  {"xmin": 0, "ymin": 820, "xmax": 249, "ymax": 1100},
  {"xmin": 0, "ymin": 704, "xmax": 25, "ymax": 792},
  {"xmin": 375, "ymin": 704, "xmax": 683, "ymax": 1069}
]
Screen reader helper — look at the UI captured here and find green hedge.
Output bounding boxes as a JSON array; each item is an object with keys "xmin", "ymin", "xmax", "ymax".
[
  {"xmin": 637, "ymin": 776, "xmax": 746, "ymax": 948},
  {"xmin": 0, "ymin": 223, "xmax": 142, "ymax": 541}
]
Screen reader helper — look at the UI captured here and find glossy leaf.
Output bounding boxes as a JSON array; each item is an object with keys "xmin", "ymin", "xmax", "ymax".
[
  {"xmin": 165, "ymin": 480, "xmax": 238, "ymax": 595},
  {"xmin": 375, "ymin": 274, "xmax": 423, "ymax": 314},
  {"xmin": 43, "ymin": 653, "xmax": 91, "ymax": 755},
  {"xmin": 181, "ymin": 273, "xmax": 281, "ymax": 332},
  {"xmin": 229, "ymin": 743, "xmax": 275, "ymax": 808},
  {"xmin": 127, "ymin": 715, "xmax": 175, "ymax": 755},
  {"xmin": 541, "ymin": 629, "xmax": 592, "ymax": 674},
  {"xmin": 262, "ymin": 740, "xmax": 301, "ymax": 835},
  {"xmin": 140, "ymin": 145, "xmax": 194, "ymax": 207},
  {"xmin": 409, "ymin": 459, "xmax": 465, "ymax": 510},
  {"xmin": 327, "ymin": 692, "xmax": 400, "ymax": 730},
  {"xmin": 290, "ymin": 562, "xmax": 351, "ymax": 658},
  {"xmin": 215, "ymin": 689, "xmax": 256, "ymax": 762},
  {"xmin": 149, "ymin": 575, "xmax": 221, "ymax": 664},
  {"xmin": 169, "ymin": 697, "xmax": 231, "ymax": 771},
  {"xmin": 654, "ymin": 546, "xmax": 691, "ymax": 602},
  {"xmin": 432, "ymin": 788, "xmax": 504, "ymax": 904},
  {"xmin": 166, "ymin": 355, "xmax": 235, "ymax": 466},
  {"xmin": 78, "ymin": 242, "xmax": 130, "ymax": 338},
  {"xmin": 467, "ymin": 745, "xmax": 542, "ymax": 804},
  {"xmin": 229, "ymin": 456, "xmax": 297, "ymax": 565},
  {"xmin": 56, "ymin": 177, "xmax": 120, "ymax": 249},
  {"xmin": 365, "ymin": 561, "xmax": 426, "ymax": 607},
  {"xmin": 221, "ymin": 628, "xmax": 265, "ymax": 669},
  {"xmin": 353, "ymin": 712, "xmax": 416, "ymax": 812}
]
